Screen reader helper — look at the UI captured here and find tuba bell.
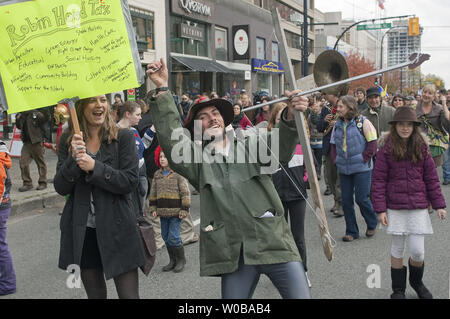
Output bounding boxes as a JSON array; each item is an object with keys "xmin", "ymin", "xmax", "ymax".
[
  {"xmin": 313, "ymin": 50, "xmax": 349, "ymax": 97},
  {"xmin": 54, "ymin": 103, "xmax": 70, "ymax": 125}
]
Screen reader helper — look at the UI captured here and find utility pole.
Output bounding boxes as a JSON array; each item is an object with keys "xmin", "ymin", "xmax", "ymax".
[{"xmin": 302, "ymin": 0, "xmax": 309, "ymax": 76}]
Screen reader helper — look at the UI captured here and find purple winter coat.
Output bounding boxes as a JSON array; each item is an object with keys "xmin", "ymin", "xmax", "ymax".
[{"xmin": 371, "ymin": 133, "xmax": 446, "ymax": 213}]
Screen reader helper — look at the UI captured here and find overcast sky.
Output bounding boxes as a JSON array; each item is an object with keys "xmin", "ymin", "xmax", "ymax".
[{"xmin": 315, "ymin": 0, "xmax": 450, "ymax": 88}]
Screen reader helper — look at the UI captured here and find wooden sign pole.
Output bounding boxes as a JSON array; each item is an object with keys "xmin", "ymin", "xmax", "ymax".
[
  {"xmin": 271, "ymin": 8, "xmax": 333, "ymax": 261},
  {"xmin": 59, "ymin": 97, "xmax": 81, "ymax": 135}
]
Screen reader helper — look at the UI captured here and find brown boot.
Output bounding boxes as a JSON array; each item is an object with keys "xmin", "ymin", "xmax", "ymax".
[{"xmin": 19, "ymin": 185, "xmax": 33, "ymax": 192}]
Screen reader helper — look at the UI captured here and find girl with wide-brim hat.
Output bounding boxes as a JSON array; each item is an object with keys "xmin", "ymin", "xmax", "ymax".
[{"xmin": 371, "ymin": 106, "xmax": 447, "ymax": 299}]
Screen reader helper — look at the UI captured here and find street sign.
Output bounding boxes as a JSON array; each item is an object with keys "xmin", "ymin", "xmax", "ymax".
[{"xmin": 357, "ymin": 23, "xmax": 392, "ymax": 30}]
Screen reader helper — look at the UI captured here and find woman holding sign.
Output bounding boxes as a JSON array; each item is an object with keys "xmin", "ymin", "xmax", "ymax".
[{"xmin": 54, "ymin": 95, "xmax": 145, "ymax": 299}]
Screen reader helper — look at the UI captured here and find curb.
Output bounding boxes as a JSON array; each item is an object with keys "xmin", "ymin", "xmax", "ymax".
[{"xmin": 10, "ymin": 192, "xmax": 65, "ymax": 217}]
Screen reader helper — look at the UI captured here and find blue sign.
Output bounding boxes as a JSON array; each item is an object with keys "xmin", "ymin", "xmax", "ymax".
[{"xmin": 251, "ymin": 59, "xmax": 284, "ymax": 74}]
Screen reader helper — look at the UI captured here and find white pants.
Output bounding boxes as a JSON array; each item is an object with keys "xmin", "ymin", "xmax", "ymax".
[{"xmin": 391, "ymin": 234, "xmax": 425, "ymax": 262}]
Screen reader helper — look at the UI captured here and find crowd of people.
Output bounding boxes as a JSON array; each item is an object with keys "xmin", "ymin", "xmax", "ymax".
[{"xmin": 0, "ymin": 59, "xmax": 448, "ymax": 299}]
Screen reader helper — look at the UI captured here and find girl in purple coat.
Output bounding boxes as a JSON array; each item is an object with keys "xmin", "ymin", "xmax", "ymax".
[{"xmin": 371, "ymin": 106, "xmax": 447, "ymax": 299}]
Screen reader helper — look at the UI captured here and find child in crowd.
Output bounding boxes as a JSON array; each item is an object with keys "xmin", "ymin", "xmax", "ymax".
[
  {"xmin": 371, "ymin": 106, "xmax": 447, "ymax": 299},
  {"xmin": 149, "ymin": 146, "xmax": 190, "ymax": 273},
  {"xmin": 0, "ymin": 140, "xmax": 15, "ymax": 296}
]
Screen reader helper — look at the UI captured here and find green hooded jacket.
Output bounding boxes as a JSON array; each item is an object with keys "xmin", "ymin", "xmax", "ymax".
[{"xmin": 149, "ymin": 92, "xmax": 301, "ymax": 276}]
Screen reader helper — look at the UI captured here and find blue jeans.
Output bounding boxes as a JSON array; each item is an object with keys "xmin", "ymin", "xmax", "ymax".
[
  {"xmin": 0, "ymin": 208, "xmax": 16, "ymax": 295},
  {"xmin": 340, "ymin": 171, "xmax": 378, "ymax": 238},
  {"xmin": 160, "ymin": 216, "xmax": 182, "ymax": 247},
  {"xmin": 443, "ymin": 148, "xmax": 450, "ymax": 181}
]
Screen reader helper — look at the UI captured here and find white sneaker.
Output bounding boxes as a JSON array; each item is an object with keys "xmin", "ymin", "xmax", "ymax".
[{"xmin": 305, "ymin": 272, "xmax": 312, "ymax": 288}]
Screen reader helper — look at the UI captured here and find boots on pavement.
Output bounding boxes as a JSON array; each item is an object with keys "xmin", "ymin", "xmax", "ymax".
[
  {"xmin": 408, "ymin": 259, "xmax": 433, "ymax": 299},
  {"xmin": 390, "ymin": 266, "xmax": 407, "ymax": 299},
  {"xmin": 162, "ymin": 246, "xmax": 176, "ymax": 272},
  {"xmin": 173, "ymin": 246, "xmax": 186, "ymax": 273}
]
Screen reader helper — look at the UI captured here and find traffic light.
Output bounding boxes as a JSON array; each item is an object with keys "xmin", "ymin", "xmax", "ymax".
[
  {"xmin": 374, "ymin": 77, "xmax": 379, "ymax": 86},
  {"xmin": 409, "ymin": 17, "xmax": 420, "ymax": 36}
]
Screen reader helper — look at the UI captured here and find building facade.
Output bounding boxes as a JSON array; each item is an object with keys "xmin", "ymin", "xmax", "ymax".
[
  {"xmin": 168, "ymin": 0, "xmax": 290, "ymax": 100},
  {"xmin": 386, "ymin": 19, "xmax": 423, "ymax": 92},
  {"xmin": 111, "ymin": 0, "xmax": 167, "ymax": 103},
  {"xmin": 315, "ymin": 11, "xmax": 379, "ymax": 66},
  {"xmin": 248, "ymin": 0, "xmax": 317, "ymax": 83}
]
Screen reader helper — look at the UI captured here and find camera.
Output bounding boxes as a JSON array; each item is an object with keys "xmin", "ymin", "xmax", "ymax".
[{"xmin": 31, "ymin": 112, "xmax": 40, "ymax": 127}]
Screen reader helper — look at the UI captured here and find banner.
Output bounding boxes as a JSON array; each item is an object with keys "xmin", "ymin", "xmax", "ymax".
[{"xmin": 0, "ymin": 0, "xmax": 143, "ymax": 113}]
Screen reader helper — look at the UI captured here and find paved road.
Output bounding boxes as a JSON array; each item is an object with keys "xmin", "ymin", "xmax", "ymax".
[{"xmin": 2, "ymin": 173, "xmax": 450, "ymax": 299}]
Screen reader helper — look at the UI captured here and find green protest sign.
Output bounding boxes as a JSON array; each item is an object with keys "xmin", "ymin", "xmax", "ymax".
[{"xmin": 0, "ymin": 0, "xmax": 140, "ymax": 113}]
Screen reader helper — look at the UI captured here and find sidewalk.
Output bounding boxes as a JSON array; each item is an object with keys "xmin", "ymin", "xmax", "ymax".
[{"xmin": 3, "ymin": 139, "xmax": 64, "ymax": 217}]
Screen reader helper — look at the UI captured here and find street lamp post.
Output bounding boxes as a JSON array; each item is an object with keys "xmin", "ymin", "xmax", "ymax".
[
  {"xmin": 295, "ymin": 19, "xmax": 338, "ymax": 77},
  {"xmin": 333, "ymin": 15, "xmax": 413, "ymax": 51}
]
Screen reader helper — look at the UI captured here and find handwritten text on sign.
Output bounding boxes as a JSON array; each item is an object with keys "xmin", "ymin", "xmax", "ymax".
[{"xmin": 0, "ymin": 0, "xmax": 138, "ymax": 113}]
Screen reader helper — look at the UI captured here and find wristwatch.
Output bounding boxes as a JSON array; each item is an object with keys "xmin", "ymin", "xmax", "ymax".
[{"xmin": 147, "ymin": 87, "xmax": 169, "ymax": 101}]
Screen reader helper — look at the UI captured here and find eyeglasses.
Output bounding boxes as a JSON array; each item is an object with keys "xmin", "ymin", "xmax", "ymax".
[{"xmin": 393, "ymin": 99, "xmax": 403, "ymax": 102}]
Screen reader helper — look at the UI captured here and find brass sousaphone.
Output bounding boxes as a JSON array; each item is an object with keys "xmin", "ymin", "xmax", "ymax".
[{"xmin": 313, "ymin": 50, "xmax": 349, "ymax": 97}]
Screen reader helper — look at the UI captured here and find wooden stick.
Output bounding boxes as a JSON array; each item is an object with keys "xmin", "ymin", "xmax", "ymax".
[
  {"xmin": 271, "ymin": 7, "xmax": 333, "ymax": 261},
  {"xmin": 59, "ymin": 97, "xmax": 81, "ymax": 135},
  {"xmin": 69, "ymin": 107, "xmax": 81, "ymax": 135}
]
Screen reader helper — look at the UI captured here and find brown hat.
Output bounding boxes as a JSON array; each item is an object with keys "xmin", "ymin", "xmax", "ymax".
[
  {"xmin": 184, "ymin": 97, "xmax": 234, "ymax": 132},
  {"xmin": 388, "ymin": 106, "xmax": 421, "ymax": 126}
]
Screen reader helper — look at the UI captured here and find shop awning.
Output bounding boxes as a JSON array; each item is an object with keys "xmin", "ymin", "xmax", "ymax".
[
  {"xmin": 171, "ymin": 55, "xmax": 231, "ymax": 73},
  {"xmin": 216, "ymin": 60, "xmax": 251, "ymax": 73}
]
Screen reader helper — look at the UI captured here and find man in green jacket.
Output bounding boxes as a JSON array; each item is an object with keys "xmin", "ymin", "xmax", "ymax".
[
  {"xmin": 146, "ymin": 59, "xmax": 311, "ymax": 299},
  {"xmin": 361, "ymin": 87, "xmax": 396, "ymax": 139}
]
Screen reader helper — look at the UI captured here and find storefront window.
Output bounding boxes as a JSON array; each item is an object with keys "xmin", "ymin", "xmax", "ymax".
[
  {"xmin": 272, "ymin": 75, "xmax": 280, "ymax": 97},
  {"xmin": 257, "ymin": 73, "xmax": 270, "ymax": 94},
  {"xmin": 272, "ymin": 42, "xmax": 279, "ymax": 62},
  {"xmin": 130, "ymin": 8, "xmax": 154, "ymax": 51},
  {"xmin": 256, "ymin": 37, "xmax": 266, "ymax": 60},
  {"xmin": 170, "ymin": 15, "xmax": 209, "ymax": 57},
  {"xmin": 215, "ymin": 27, "xmax": 228, "ymax": 61},
  {"xmin": 171, "ymin": 72, "xmax": 201, "ymax": 98},
  {"xmin": 217, "ymin": 73, "xmax": 244, "ymax": 101}
]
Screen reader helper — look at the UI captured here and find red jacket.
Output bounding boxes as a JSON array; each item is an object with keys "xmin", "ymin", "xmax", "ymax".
[{"xmin": 239, "ymin": 115, "xmax": 253, "ymax": 130}]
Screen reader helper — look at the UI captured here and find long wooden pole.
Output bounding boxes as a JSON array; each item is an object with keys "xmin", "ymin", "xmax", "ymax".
[
  {"xmin": 271, "ymin": 8, "xmax": 333, "ymax": 261},
  {"xmin": 59, "ymin": 97, "xmax": 81, "ymax": 135}
]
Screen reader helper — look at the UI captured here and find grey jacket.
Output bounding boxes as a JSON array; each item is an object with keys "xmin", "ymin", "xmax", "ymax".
[{"xmin": 361, "ymin": 104, "xmax": 396, "ymax": 139}]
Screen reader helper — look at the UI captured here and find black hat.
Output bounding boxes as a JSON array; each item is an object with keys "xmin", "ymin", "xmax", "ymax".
[
  {"xmin": 366, "ymin": 87, "xmax": 380, "ymax": 98},
  {"xmin": 388, "ymin": 106, "xmax": 421, "ymax": 126},
  {"xmin": 184, "ymin": 97, "xmax": 234, "ymax": 132}
]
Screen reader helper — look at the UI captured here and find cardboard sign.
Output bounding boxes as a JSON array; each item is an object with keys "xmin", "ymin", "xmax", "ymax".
[{"xmin": 0, "ymin": 0, "xmax": 142, "ymax": 113}]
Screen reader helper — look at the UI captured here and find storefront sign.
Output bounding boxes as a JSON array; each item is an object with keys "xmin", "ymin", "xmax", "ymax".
[
  {"xmin": 251, "ymin": 59, "xmax": 284, "ymax": 74},
  {"xmin": 232, "ymin": 25, "xmax": 249, "ymax": 60},
  {"xmin": 178, "ymin": 23, "xmax": 204, "ymax": 41},
  {"xmin": 179, "ymin": 0, "xmax": 211, "ymax": 16},
  {"xmin": 171, "ymin": 0, "xmax": 214, "ymax": 23}
]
